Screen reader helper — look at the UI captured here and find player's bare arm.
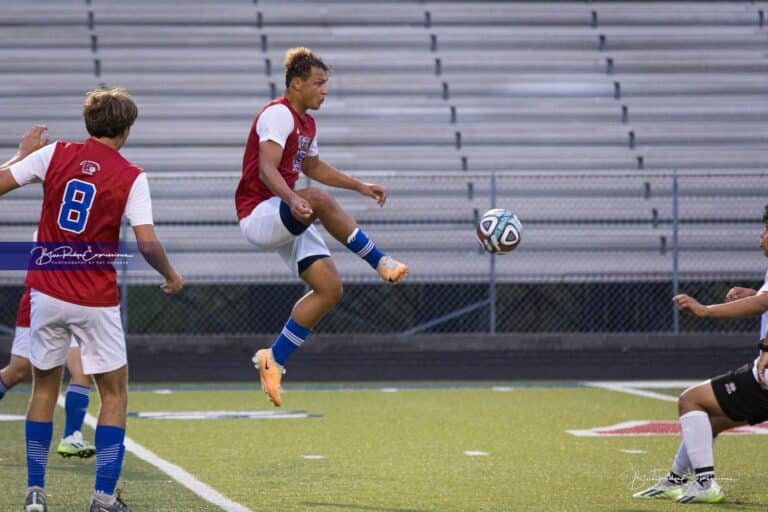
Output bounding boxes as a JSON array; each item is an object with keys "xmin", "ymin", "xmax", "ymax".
[
  {"xmin": 132, "ymin": 224, "xmax": 184, "ymax": 294},
  {"xmin": 725, "ymin": 286, "xmax": 757, "ymax": 302},
  {"xmin": 0, "ymin": 125, "xmax": 48, "ymax": 169},
  {"xmin": 302, "ymin": 156, "xmax": 387, "ymax": 207},
  {"xmin": 674, "ymin": 292, "xmax": 768, "ymax": 318},
  {"xmin": 756, "ymin": 348, "xmax": 768, "ymax": 388},
  {"xmin": 0, "ymin": 125, "xmax": 50, "ymax": 194},
  {"xmin": 0, "ymin": 169, "xmax": 21, "ymax": 196},
  {"xmin": 259, "ymin": 139, "xmax": 313, "ymax": 220}
]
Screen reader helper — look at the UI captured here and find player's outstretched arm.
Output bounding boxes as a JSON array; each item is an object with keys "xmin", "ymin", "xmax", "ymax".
[
  {"xmin": 132, "ymin": 224, "xmax": 184, "ymax": 294},
  {"xmin": 302, "ymin": 156, "xmax": 387, "ymax": 207},
  {"xmin": 674, "ymin": 292, "xmax": 768, "ymax": 318}
]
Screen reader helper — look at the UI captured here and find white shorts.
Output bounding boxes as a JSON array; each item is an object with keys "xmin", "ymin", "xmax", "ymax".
[
  {"xmin": 240, "ymin": 196, "xmax": 330, "ymax": 276},
  {"xmin": 11, "ymin": 326, "xmax": 77, "ymax": 359},
  {"xmin": 29, "ymin": 289, "xmax": 126, "ymax": 375}
]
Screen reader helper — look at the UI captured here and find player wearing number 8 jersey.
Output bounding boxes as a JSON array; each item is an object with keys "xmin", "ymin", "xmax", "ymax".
[{"xmin": 0, "ymin": 89, "xmax": 183, "ymax": 512}]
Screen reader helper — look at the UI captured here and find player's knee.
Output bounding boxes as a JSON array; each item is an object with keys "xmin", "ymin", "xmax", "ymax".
[
  {"xmin": 328, "ymin": 281, "xmax": 343, "ymax": 304},
  {"xmin": 2, "ymin": 367, "xmax": 26, "ymax": 387},
  {"xmin": 678, "ymin": 387, "xmax": 702, "ymax": 416},
  {"xmin": 304, "ymin": 188, "xmax": 335, "ymax": 211}
]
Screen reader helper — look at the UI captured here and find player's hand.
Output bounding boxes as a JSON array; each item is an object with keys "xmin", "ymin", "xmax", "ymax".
[
  {"xmin": 161, "ymin": 272, "xmax": 184, "ymax": 294},
  {"xmin": 725, "ymin": 286, "xmax": 756, "ymax": 302},
  {"xmin": 358, "ymin": 182, "xmax": 387, "ymax": 207},
  {"xmin": 757, "ymin": 348, "xmax": 768, "ymax": 389},
  {"xmin": 673, "ymin": 293, "xmax": 709, "ymax": 317},
  {"xmin": 18, "ymin": 125, "xmax": 48, "ymax": 158},
  {"xmin": 289, "ymin": 195, "xmax": 313, "ymax": 222}
]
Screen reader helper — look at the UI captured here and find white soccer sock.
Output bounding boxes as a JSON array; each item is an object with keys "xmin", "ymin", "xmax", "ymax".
[
  {"xmin": 671, "ymin": 441, "xmax": 692, "ymax": 476},
  {"xmin": 680, "ymin": 410, "xmax": 714, "ymax": 472}
]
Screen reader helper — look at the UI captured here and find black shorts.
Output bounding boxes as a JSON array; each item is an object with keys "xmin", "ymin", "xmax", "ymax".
[{"xmin": 711, "ymin": 363, "xmax": 768, "ymax": 425}]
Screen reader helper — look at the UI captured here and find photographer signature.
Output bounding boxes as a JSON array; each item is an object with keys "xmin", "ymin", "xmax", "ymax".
[{"xmin": 30, "ymin": 244, "xmax": 133, "ymax": 266}]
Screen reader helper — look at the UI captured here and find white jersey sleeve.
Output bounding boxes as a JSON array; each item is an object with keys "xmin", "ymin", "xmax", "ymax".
[
  {"xmin": 256, "ymin": 104, "xmax": 294, "ymax": 148},
  {"xmin": 8, "ymin": 143, "xmax": 57, "ymax": 185},
  {"xmin": 124, "ymin": 173, "xmax": 154, "ymax": 226}
]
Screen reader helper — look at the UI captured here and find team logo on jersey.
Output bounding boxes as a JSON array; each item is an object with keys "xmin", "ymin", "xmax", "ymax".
[
  {"xmin": 725, "ymin": 382, "xmax": 737, "ymax": 395},
  {"xmin": 80, "ymin": 160, "xmax": 100, "ymax": 176},
  {"xmin": 292, "ymin": 135, "xmax": 313, "ymax": 173}
]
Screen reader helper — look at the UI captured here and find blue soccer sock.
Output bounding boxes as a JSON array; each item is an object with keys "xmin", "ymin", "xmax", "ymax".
[
  {"xmin": 26, "ymin": 420, "xmax": 53, "ymax": 488},
  {"xmin": 0, "ymin": 373, "xmax": 8, "ymax": 400},
  {"xmin": 94, "ymin": 425, "xmax": 126, "ymax": 496},
  {"xmin": 270, "ymin": 318, "xmax": 311, "ymax": 366},
  {"xmin": 64, "ymin": 384, "xmax": 90, "ymax": 437},
  {"xmin": 345, "ymin": 227, "xmax": 385, "ymax": 270}
]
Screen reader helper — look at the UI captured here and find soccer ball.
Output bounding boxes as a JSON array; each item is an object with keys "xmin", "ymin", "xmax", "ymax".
[{"xmin": 476, "ymin": 208, "xmax": 523, "ymax": 254}]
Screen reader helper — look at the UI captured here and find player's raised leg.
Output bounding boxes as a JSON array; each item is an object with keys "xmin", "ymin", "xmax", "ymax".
[{"xmin": 295, "ymin": 187, "xmax": 408, "ymax": 283}]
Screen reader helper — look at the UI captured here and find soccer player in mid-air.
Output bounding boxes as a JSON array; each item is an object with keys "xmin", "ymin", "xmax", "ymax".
[
  {"xmin": 235, "ymin": 47, "xmax": 408, "ymax": 406},
  {"xmin": 633, "ymin": 203, "xmax": 768, "ymax": 504},
  {"xmin": 0, "ymin": 128, "xmax": 96, "ymax": 459},
  {"xmin": 0, "ymin": 88, "xmax": 184, "ymax": 512}
]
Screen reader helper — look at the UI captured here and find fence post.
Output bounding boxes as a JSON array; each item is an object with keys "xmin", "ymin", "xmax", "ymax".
[
  {"xmin": 120, "ymin": 220, "xmax": 128, "ymax": 331},
  {"xmin": 672, "ymin": 170, "xmax": 680, "ymax": 333},
  {"xmin": 489, "ymin": 172, "xmax": 497, "ymax": 334}
]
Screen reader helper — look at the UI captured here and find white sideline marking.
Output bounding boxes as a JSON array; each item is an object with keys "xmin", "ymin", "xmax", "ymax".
[
  {"xmin": 584, "ymin": 381, "xmax": 692, "ymax": 403},
  {"xmin": 302, "ymin": 455, "xmax": 325, "ymax": 460},
  {"xmin": 0, "ymin": 413, "xmax": 26, "ymax": 421},
  {"xmin": 492, "ymin": 386, "xmax": 514, "ymax": 392},
  {"xmin": 56, "ymin": 395, "xmax": 253, "ymax": 512},
  {"xmin": 153, "ymin": 389, "xmax": 173, "ymax": 395},
  {"xmin": 463, "ymin": 450, "xmax": 488, "ymax": 457},
  {"xmin": 129, "ymin": 410, "xmax": 312, "ymax": 420},
  {"xmin": 567, "ymin": 420, "xmax": 663, "ymax": 437},
  {"xmin": 380, "ymin": 387, "xmax": 399, "ymax": 393},
  {"xmin": 620, "ymin": 449, "xmax": 647, "ymax": 454}
]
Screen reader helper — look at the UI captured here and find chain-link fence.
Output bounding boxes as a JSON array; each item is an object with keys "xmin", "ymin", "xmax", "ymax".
[{"xmin": 1, "ymin": 171, "xmax": 765, "ymax": 336}]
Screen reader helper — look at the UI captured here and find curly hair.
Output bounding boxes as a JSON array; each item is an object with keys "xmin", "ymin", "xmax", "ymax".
[
  {"xmin": 763, "ymin": 204, "xmax": 768, "ymax": 225},
  {"xmin": 284, "ymin": 47, "xmax": 329, "ymax": 88},
  {"xmin": 83, "ymin": 87, "xmax": 138, "ymax": 138}
]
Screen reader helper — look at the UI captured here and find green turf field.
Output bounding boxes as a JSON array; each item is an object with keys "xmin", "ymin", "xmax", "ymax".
[{"xmin": 1, "ymin": 382, "xmax": 766, "ymax": 511}]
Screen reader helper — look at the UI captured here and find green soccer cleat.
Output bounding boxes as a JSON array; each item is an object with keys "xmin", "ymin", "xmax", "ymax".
[
  {"xmin": 56, "ymin": 431, "xmax": 96, "ymax": 459},
  {"xmin": 632, "ymin": 476, "xmax": 687, "ymax": 500},
  {"xmin": 676, "ymin": 480, "xmax": 725, "ymax": 504}
]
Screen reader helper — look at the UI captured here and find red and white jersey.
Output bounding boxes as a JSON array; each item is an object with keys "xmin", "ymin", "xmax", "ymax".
[
  {"xmin": 235, "ymin": 96, "xmax": 319, "ymax": 220},
  {"xmin": 15, "ymin": 287, "xmax": 31, "ymax": 328},
  {"xmin": 9, "ymin": 138, "xmax": 154, "ymax": 307}
]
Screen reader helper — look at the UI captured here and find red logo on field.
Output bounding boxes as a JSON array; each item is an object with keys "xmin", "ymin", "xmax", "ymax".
[{"xmin": 567, "ymin": 420, "xmax": 768, "ymax": 437}]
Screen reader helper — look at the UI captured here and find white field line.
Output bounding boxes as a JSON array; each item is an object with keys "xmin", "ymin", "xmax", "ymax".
[
  {"xmin": 56, "ymin": 395, "xmax": 253, "ymax": 512},
  {"xmin": 584, "ymin": 380, "xmax": 698, "ymax": 403}
]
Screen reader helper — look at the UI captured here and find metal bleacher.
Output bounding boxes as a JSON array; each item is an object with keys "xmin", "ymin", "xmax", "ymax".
[{"xmin": 0, "ymin": 1, "xmax": 766, "ymax": 285}]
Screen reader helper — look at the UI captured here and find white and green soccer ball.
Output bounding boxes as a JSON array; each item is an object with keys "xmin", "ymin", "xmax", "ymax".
[{"xmin": 476, "ymin": 208, "xmax": 523, "ymax": 254}]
